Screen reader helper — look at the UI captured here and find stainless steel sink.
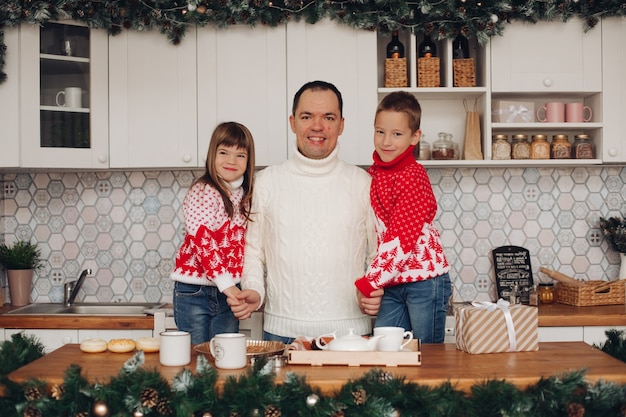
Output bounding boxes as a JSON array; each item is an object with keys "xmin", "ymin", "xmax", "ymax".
[{"xmin": 5, "ymin": 302, "xmax": 167, "ymax": 316}]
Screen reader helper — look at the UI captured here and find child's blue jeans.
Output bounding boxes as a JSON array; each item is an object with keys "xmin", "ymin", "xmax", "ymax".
[
  {"xmin": 374, "ymin": 273, "xmax": 452, "ymax": 343},
  {"xmin": 173, "ymin": 281, "xmax": 239, "ymax": 345}
]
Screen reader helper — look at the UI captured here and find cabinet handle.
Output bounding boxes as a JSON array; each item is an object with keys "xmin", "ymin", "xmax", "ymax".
[
  {"xmin": 61, "ymin": 336, "xmax": 73, "ymax": 344},
  {"xmin": 542, "ymin": 78, "xmax": 554, "ymax": 87},
  {"xmin": 609, "ymin": 148, "xmax": 618, "ymax": 157},
  {"xmin": 182, "ymin": 154, "xmax": 192, "ymax": 163},
  {"xmin": 98, "ymin": 154, "xmax": 108, "ymax": 163}
]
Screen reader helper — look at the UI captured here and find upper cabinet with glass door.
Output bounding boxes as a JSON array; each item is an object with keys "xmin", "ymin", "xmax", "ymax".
[{"xmin": 19, "ymin": 21, "xmax": 108, "ymax": 168}]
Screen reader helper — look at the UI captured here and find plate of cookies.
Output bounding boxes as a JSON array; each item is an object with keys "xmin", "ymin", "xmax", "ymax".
[{"xmin": 194, "ymin": 340, "xmax": 285, "ymax": 358}]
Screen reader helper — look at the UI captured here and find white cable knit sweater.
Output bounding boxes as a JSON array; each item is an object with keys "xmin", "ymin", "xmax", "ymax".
[{"xmin": 241, "ymin": 143, "xmax": 377, "ymax": 338}]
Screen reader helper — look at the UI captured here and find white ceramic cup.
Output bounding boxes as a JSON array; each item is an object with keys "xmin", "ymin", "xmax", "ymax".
[
  {"xmin": 209, "ymin": 333, "xmax": 247, "ymax": 369},
  {"xmin": 56, "ymin": 87, "xmax": 82, "ymax": 108},
  {"xmin": 159, "ymin": 330, "xmax": 191, "ymax": 366},
  {"xmin": 373, "ymin": 326, "xmax": 414, "ymax": 352},
  {"xmin": 565, "ymin": 102, "xmax": 592, "ymax": 122},
  {"xmin": 536, "ymin": 102, "xmax": 565, "ymax": 123}
]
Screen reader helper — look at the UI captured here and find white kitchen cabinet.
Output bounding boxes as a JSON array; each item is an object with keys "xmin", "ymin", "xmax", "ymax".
[
  {"xmin": 601, "ymin": 17, "xmax": 626, "ymax": 162},
  {"xmin": 490, "ymin": 18, "xmax": 602, "ymax": 93},
  {"xmin": 5, "ymin": 329, "xmax": 78, "ymax": 353},
  {"xmin": 0, "ymin": 27, "xmax": 20, "ymax": 168},
  {"xmin": 489, "ymin": 19, "xmax": 604, "ymax": 165},
  {"xmin": 287, "ymin": 19, "xmax": 378, "ymax": 166},
  {"xmin": 19, "ymin": 21, "xmax": 109, "ymax": 169},
  {"xmin": 78, "ymin": 329, "xmax": 152, "ymax": 342},
  {"xmin": 583, "ymin": 326, "xmax": 626, "ymax": 347},
  {"xmin": 538, "ymin": 326, "xmax": 584, "ymax": 343},
  {"xmin": 109, "ymin": 28, "xmax": 198, "ymax": 168},
  {"xmin": 197, "ymin": 25, "xmax": 288, "ymax": 167},
  {"xmin": 3, "ymin": 328, "xmax": 152, "ymax": 353},
  {"xmin": 538, "ymin": 325, "xmax": 626, "ymax": 346}
]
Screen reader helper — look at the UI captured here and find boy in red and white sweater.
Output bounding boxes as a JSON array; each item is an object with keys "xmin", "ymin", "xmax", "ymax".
[{"xmin": 354, "ymin": 91, "xmax": 451, "ymax": 343}]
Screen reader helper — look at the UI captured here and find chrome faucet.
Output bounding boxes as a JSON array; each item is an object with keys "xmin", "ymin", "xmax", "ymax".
[{"xmin": 64, "ymin": 269, "xmax": 92, "ymax": 306}]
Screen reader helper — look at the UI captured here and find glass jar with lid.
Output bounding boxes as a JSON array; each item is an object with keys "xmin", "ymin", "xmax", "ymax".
[
  {"xmin": 538, "ymin": 283, "xmax": 555, "ymax": 304},
  {"xmin": 550, "ymin": 134, "xmax": 571, "ymax": 159},
  {"xmin": 445, "ymin": 133, "xmax": 460, "ymax": 160},
  {"xmin": 492, "ymin": 134, "xmax": 511, "ymax": 160},
  {"xmin": 572, "ymin": 134, "xmax": 594, "ymax": 159},
  {"xmin": 530, "ymin": 134, "xmax": 550, "ymax": 159},
  {"xmin": 511, "ymin": 134, "xmax": 530, "ymax": 159},
  {"xmin": 414, "ymin": 134, "xmax": 431, "ymax": 160},
  {"xmin": 432, "ymin": 132, "xmax": 456, "ymax": 160}
]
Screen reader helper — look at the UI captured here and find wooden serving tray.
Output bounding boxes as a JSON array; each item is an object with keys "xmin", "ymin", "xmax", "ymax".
[{"xmin": 287, "ymin": 339, "xmax": 421, "ymax": 367}]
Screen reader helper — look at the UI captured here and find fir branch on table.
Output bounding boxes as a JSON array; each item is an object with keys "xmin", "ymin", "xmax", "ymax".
[{"xmin": 599, "ymin": 217, "xmax": 626, "ymax": 254}]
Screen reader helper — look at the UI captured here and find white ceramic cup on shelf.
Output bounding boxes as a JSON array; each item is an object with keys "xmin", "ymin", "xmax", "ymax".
[
  {"xmin": 55, "ymin": 87, "xmax": 82, "ymax": 108},
  {"xmin": 373, "ymin": 326, "xmax": 414, "ymax": 352},
  {"xmin": 209, "ymin": 333, "xmax": 247, "ymax": 369},
  {"xmin": 159, "ymin": 330, "xmax": 191, "ymax": 366}
]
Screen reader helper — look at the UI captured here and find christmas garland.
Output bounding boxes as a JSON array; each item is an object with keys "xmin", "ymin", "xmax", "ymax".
[
  {"xmin": 1, "ymin": 0, "xmax": 626, "ymax": 83},
  {"xmin": 1, "ymin": 331, "xmax": 626, "ymax": 417}
]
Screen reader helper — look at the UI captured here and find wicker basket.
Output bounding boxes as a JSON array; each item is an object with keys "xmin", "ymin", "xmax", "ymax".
[
  {"xmin": 453, "ymin": 58, "xmax": 476, "ymax": 87},
  {"xmin": 555, "ymin": 280, "xmax": 626, "ymax": 306},
  {"xmin": 384, "ymin": 58, "xmax": 408, "ymax": 88},
  {"xmin": 418, "ymin": 57, "xmax": 440, "ymax": 87}
]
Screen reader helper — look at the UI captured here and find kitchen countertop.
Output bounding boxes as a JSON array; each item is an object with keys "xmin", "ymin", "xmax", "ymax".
[
  {"xmin": 1, "ymin": 302, "xmax": 626, "ymax": 330},
  {"xmin": 537, "ymin": 303, "xmax": 626, "ymax": 327},
  {"xmin": 9, "ymin": 341, "xmax": 626, "ymax": 394},
  {"xmin": 0, "ymin": 304, "xmax": 155, "ymax": 330}
]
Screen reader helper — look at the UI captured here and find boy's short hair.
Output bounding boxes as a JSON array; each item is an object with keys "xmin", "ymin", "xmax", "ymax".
[{"xmin": 376, "ymin": 91, "xmax": 422, "ymax": 132}]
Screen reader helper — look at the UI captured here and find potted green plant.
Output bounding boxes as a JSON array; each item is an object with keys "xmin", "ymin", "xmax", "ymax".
[
  {"xmin": 0, "ymin": 240, "xmax": 43, "ymax": 307},
  {"xmin": 599, "ymin": 217, "xmax": 626, "ymax": 279}
]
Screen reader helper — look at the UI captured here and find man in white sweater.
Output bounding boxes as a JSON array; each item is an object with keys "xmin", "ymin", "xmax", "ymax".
[{"xmin": 229, "ymin": 81, "xmax": 383, "ymax": 342}]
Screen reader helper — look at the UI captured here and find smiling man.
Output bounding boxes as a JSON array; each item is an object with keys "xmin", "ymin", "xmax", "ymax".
[{"xmin": 229, "ymin": 80, "xmax": 383, "ymax": 343}]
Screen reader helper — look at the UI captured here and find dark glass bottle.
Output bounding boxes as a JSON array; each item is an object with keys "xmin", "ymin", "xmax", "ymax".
[
  {"xmin": 452, "ymin": 34, "xmax": 470, "ymax": 59},
  {"xmin": 418, "ymin": 34, "xmax": 437, "ymax": 58},
  {"xmin": 386, "ymin": 30, "xmax": 404, "ymax": 59}
]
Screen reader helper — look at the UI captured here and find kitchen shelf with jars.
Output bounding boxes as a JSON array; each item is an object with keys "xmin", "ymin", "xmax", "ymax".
[
  {"xmin": 376, "ymin": 21, "xmax": 604, "ymax": 167},
  {"xmin": 377, "ymin": 30, "xmax": 490, "ymax": 167}
]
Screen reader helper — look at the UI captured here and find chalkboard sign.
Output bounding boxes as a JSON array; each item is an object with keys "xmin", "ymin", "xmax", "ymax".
[{"xmin": 492, "ymin": 245, "xmax": 534, "ymax": 304}]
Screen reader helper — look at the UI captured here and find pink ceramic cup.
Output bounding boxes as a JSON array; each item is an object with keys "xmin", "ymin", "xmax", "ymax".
[
  {"xmin": 536, "ymin": 102, "xmax": 565, "ymax": 123},
  {"xmin": 565, "ymin": 102, "xmax": 592, "ymax": 122}
]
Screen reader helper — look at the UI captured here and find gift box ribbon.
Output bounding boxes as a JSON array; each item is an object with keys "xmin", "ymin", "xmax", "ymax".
[
  {"xmin": 505, "ymin": 105, "xmax": 532, "ymax": 123},
  {"xmin": 471, "ymin": 299, "xmax": 517, "ymax": 352}
]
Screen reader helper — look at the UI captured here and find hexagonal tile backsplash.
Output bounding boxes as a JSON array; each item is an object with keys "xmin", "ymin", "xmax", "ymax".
[{"xmin": 1, "ymin": 166, "xmax": 625, "ymax": 305}]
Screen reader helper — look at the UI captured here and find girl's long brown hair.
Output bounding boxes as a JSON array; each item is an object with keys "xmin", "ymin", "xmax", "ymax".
[{"xmin": 197, "ymin": 122, "xmax": 255, "ymax": 220}]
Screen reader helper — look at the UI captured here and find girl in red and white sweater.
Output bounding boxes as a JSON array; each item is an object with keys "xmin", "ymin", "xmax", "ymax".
[
  {"xmin": 171, "ymin": 122, "xmax": 255, "ymax": 344},
  {"xmin": 355, "ymin": 92, "xmax": 451, "ymax": 343}
]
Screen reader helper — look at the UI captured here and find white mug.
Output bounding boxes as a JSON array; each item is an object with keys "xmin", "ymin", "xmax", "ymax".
[
  {"xmin": 373, "ymin": 326, "xmax": 414, "ymax": 352},
  {"xmin": 159, "ymin": 330, "xmax": 191, "ymax": 366},
  {"xmin": 209, "ymin": 333, "xmax": 247, "ymax": 369},
  {"xmin": 56, "ymin": 87, "xmax": 82, "ymax": 108}
]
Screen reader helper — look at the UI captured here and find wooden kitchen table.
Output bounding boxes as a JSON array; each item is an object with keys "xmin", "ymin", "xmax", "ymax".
[{"xmin": 8, "ymin": 342, "xmax": 626, "ymax": 394}]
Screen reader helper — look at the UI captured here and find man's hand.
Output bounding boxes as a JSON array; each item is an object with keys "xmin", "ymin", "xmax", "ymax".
[
  {"xmin": 228, "ymin": 289, "xmax": 261, "ymax": 320},
  {"xmin": 358, "ymin": 288, "xmax": 383, "ymax": 316}
]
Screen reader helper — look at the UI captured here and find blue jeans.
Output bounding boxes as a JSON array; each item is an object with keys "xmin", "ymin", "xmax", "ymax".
[
  {"xmin": 263, "ymin": 332, "xmax": 295, "ymax": 345},
  {"xmin": 374, "ymin": 273, "xmax": 451, "ymax": 343},
  {"xmin": 173, "ymin": 281, "xmax": 239, "ymax": 345}
]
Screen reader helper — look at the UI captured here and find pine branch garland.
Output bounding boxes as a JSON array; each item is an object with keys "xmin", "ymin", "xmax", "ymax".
[
  {"xmin": 2, "ymin": 335, "xmax": 626, "ymax": 416},
  {"xmin": 1, "ymin": 0, "xmax": 626, "ymax": 83}
]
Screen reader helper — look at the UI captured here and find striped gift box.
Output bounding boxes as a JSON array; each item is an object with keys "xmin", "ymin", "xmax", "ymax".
[{"xmin": 455, "ymin": 300, "xmax": 538, "ymax": 354}]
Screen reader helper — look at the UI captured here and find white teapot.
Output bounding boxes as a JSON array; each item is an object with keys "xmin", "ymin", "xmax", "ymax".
[{"xmin": 315, "ymin": 328, "xmax": 384, "ymax": 351}]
